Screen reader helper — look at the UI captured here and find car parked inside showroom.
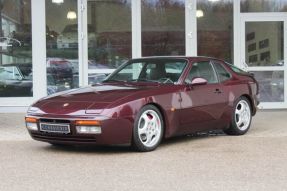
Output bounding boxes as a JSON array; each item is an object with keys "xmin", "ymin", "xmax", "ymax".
[
  {"xmin": 0, "ymin": 60, "xmax": 74, "ymax": 96},
  {"xmin": 25, "ymin": 57, "xmax": 259, "ymax": 152},
  {"xmin": 0, "ymin": 63, "xmax": 32, "ymax": 97},
  {"xmin": 57, "ymin": 24, "xmax": 96, "ymax": 49}
]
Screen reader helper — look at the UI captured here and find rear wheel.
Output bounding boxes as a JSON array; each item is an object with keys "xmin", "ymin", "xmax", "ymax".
[
  {"xmin": 224, "ymin": 97, "xmax": 252, "ymax": 135},
  {"xmin": 132, "ymin": 105, "xmax": 164, "ymax": 152}
]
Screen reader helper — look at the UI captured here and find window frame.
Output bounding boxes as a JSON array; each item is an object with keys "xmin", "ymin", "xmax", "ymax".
[{"xmin": 105, "ymin": 58, "xmax": 188, "ymax": 84}]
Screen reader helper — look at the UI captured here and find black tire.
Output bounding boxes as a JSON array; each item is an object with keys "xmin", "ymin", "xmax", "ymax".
[
  {"xmin": 132, "ymin": 105, "xmax": 164, "ymax": 152},
  {"xmin": 224, "ymin": 96, "xmax": 252, "ymax": 135}
]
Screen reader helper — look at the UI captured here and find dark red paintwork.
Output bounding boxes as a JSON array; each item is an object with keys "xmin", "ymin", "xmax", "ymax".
[{"xmin": 26, "ymin": 57, "xmax": 259, "ymax": 145}]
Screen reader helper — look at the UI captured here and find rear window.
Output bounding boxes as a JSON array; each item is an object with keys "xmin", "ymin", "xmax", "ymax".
[
  {"xmin": 225, "ymin": 62, "xmax": 249, "ymax": 75},
  {"xmin": 213, "ymin": 61, "xmax": 231, "ymax": 82}
]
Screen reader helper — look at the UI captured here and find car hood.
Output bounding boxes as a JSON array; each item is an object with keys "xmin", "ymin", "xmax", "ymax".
[{"xmin": 30, "ymin": 84, "xmax": 158, "ymax": 115}]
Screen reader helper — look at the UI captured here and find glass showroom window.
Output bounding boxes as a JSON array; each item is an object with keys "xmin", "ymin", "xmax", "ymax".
[
  {"xmin": 245, "ymin": 21, "xmax": 284, "ymax": 67},
  {"xmin": 0, "ymin": 0, "xmax": 32, "ymax": 97},
  {"xmin": 251, "ymin": 71, "xmax": 284, "ymax": 102},
  {"xmin": 87, "ymin": 0, "xmax": 131, "ymax": 85},
  {"xmin": 141, "ymin": 0, "xmax": 185, "ymax": 56},
  {"xmin": 197, "ymin": 0, "xmax": 233, "ymax": 63},
  {"xmin": 46, "ymin": 0, "xmax": 78, "ymax": 95},
  {"xmin": 241, "ymin": 0, "xmax": 287, "ymax": 12},
  {"xmin": 245, "ymin": 21, "xmax": 284, "ymax": 103}
]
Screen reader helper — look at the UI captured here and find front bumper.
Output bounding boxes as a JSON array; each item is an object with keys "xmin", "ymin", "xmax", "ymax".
[
  {"xmin": 26, "ymin": 115, "xmax": 133, "ymax": 145},
  {"xmin": 253, "ymin": 94, "xmax": 260, "ymax": 115}
]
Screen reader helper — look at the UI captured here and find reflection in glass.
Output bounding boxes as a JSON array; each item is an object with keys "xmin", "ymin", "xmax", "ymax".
[
  {"xmin": 245, "ymin": 22, "xmax": 283, "ymax": 67},
  {"xmin": 141, "ymin": 0, "xmax": 185, "ymax": 56},
  {"xmin": 241, "ymin": 0, "xmax": 287, "ymax": 12},
  {"xmin": 46, "ymin": 0, "xmax": 78, "ymax": 95},
  {"xmin": 0, "ymin": 0, "xmax": 32, "ymax": 97},
  {"xmin": 87, "ymin": 0, "xmax": 131, "ymax": 85},
  {"xmin": 252, "ymin": 71, "xmax": 284, "ymax": 102},
  {"xmin": 197, "ymin": 0, "xmax": 233, "ymax": 63}
]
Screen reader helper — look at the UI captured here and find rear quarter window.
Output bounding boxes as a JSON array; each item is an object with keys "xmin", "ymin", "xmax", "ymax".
[
  {"xmin": 213, "ymin": 61, "xmax": 231, "ymax": 82},
  {"xmin": 225, "ymin": 62, "xmax": 249, "ymax": 75}
]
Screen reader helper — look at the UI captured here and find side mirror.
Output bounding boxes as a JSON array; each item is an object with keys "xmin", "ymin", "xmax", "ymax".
[{"xmin": 191, "ymin": 77, "xmax": 208, "ymax": 86}]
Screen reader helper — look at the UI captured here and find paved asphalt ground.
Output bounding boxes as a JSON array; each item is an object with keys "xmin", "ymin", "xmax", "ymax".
[{"xmin": 0, "ymin": 111, "xmax": 287, "ymax": 191}]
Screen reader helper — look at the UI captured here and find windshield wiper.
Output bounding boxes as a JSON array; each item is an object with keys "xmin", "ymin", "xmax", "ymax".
[
  {"xmin": 138, "ymin": 79, "xmax": 158, "ymax": 82},
  {"xmin": 126, "ymin": 78, "xmax": 158, "ymax": 83}
]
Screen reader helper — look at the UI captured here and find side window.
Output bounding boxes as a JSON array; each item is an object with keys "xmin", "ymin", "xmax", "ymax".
[
  {"xmin": 165, "ymin": 62, "xmax": 186, "ymax": 82},
  {"xmin": 145, "ymin": 61, "xmax": 186, "ymax": 82},
  {"xmin": 226, "ymin": 62, "xmax": 249, "ymax": 75},
  {"xmin": 213, "ymin": 61, "xmax": 231, "ymax": 82},
  {"xmin": 185, "ymin": 61, "xmax": 218, "ymax": 84}
]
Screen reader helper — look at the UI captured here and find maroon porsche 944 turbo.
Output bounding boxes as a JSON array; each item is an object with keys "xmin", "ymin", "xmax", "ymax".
[{"xmin": 25, "ymin": 57, "xmax": 259, "ymax": 152}]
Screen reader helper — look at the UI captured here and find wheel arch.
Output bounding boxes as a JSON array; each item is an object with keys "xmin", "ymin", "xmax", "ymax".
[
  {"xmin": 132, "ymin": 102, "xmax": 167, "ymax": 151},
  {"xmin": 143, "ymin": 102, "xmax": 168, "ymax": 138},
  {"xmin": 240, "ymin": 94, "xmax": 255, "ymax": 115}
]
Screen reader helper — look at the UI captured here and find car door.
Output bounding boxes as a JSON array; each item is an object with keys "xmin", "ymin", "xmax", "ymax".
[
  {"xmin": 211, "ymin": 60, "xmax": 233, "ymax": 125},
  {"xmin": 179, "ymin": 60, "xmax": 228, "ymax": 134}
]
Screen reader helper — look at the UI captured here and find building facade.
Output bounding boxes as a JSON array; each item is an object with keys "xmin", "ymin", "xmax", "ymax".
[{"xmin": 0, "ymin": 0, "xmax": 286, "ymax": 111}]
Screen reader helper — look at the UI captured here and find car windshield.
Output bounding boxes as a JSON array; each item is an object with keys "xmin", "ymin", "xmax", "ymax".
[{"xmin": 104, "ymin": 59, "xmax": 187, "ymax": 84}]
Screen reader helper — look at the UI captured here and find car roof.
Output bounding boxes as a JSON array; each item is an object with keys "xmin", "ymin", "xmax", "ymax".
[{"xmin": 133, "ymin": 56, "xmax": 226, "ymax": 63}]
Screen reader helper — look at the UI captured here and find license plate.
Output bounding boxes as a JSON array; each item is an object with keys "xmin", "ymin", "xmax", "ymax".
[{"xmin": 40, "ymin": 123, "xmax": 70, "ymax": 134}]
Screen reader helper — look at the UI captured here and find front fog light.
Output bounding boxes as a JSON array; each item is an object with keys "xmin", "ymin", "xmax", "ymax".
[
  {"xmin": 26, "ymin": 122, "xmax": 38, "ymax": 131},
  {"xmin": 76, "ymin": 126, "xmax": 102, "ymax": 134}
]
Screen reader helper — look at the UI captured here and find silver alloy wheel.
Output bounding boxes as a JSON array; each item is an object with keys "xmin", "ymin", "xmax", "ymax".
[
  {"xmin": 235, "ymin": 100, "xmax": 251, "ymax": 131},
  {"xmin": 138, "ymin": 109, "xmax": 162, "ymax": 148}
]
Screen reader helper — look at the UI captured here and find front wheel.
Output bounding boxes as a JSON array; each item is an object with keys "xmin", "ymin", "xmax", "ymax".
[
  {"xmin": 224, "ymin": 97, "xmax": 252, "ymax": 135},
  {"xmin": 132, "ymin": 105, "xmax": 164, "ymax": 152}
]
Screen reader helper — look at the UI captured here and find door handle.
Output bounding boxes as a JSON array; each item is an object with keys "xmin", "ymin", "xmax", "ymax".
[{"xmin": 214, "ymin": 89, "xmax": 222, "ymax": 94}]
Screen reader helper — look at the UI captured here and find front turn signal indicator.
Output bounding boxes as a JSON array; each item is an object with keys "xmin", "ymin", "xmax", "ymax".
[
  {"xmin": 25, "ymin": 117, "xmax": 37, "ymax": 123},
  {"xmin": 75, "ymin": 120, "xmax": 101, "ymax": 126}
]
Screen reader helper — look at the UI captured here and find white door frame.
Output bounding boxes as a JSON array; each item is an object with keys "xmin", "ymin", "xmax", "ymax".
[{"xmin": 239, "ymin": 13, "xmax": 287, "ymax": 109}]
